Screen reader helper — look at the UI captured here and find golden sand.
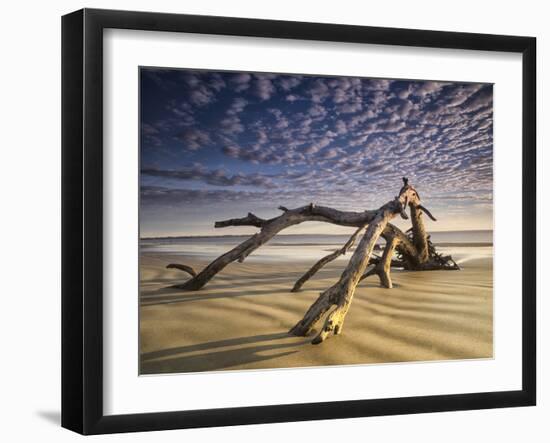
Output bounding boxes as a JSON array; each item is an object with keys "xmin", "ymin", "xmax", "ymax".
[{"xmin": 139, "ymin": 253, "xmax": 493, "ymax": 374}]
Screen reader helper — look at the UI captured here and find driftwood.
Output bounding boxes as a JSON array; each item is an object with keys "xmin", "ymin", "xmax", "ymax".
[
  {"xmin": 166, "ymin": 263, "xmax": 197, "ymax": 277},
  {"xmin": 171, "ymin": 202, "xmax": 417, "ymax": 291},
  {"xmin": 166, "ymin": 178, "xmax": 459, "ymax": 344},
  {"xmin": 359, "ymin": 235, "xmax": 399, "ymax": 288},
  {"xmin": 289, "ymin": 202, "xmax": 402, "ymax": 343}
]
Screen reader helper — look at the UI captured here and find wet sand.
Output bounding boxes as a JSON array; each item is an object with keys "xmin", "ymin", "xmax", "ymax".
[{"xmin": 139, "ymin": 252, "xmax": 493, "ymax": 374}]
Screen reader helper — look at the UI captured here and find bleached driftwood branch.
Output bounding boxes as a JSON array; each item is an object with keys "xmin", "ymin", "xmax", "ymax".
[{"xmin": 166, "ymin": 178, "xmax": 458, "ymax": 344}]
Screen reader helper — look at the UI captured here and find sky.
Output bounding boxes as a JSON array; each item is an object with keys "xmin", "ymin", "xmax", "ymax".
[{"xmin": 140, "ymin": 67, "xmax": 493, "ymax": 237}]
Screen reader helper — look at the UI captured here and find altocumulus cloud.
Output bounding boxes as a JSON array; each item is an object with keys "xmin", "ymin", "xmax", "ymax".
[{"xmin": 140, "ymin": 68, "xmax": 493, "ymax": 235}]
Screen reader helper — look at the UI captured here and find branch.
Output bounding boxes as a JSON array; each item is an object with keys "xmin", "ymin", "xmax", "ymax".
[
  {"xmin": 360, "ymin": 267, "xmax": 378, "ymax": 281},
  {"xmin": 215, "ymin": 205, "xmax": 419, "ymax": 265},
  {"xmin": 359, "ymin": 235, "xmax": 399, "ymax": 287},
  {"xmin": 291, "ymin": 226, "xmax": 365, "ymax": 292},
  {"xmin": 215, "ymin": 204, "xmax": 377, "ymax": 229},
  {"xmin": 369, "ymin": 257, "xmax": 406, "ymax": 268},
  {"xmin": 166, "ymin": 263, "xmax": 197, "ymax": 278},
  {"xmin": 417, "ymin": 204, "xmax": 437, "ymax": 221},
  {"xmin": 174, "ymin": 201, "xmax": 418, "ymax": 291},
  {"xmin": 214, "ymin": 212, "xmax": 267, "ymax": 228}
]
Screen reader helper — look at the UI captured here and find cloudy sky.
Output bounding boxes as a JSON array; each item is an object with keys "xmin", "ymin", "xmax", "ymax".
[{"xmin": 140, "ymin": 68, "xmax": 493, "ymax": 237}]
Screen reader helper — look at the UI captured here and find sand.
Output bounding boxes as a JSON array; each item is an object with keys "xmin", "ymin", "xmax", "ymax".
[{"xmin": 139, "ymin": 252, "xmax": 493, "ymax": 375}]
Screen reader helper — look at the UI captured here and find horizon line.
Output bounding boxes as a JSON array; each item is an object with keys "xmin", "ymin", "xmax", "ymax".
[{"xmin": 140, "ymin": 228, "xmax": 493, "ymax": 240}]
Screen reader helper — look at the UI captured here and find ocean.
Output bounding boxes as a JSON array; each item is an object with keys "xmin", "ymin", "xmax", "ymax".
[{"xmin": 140, "ymin": 230, "xmax": 493, "ymax": 264}]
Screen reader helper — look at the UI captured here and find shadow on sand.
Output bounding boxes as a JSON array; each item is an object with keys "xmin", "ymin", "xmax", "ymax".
[{"xmin": 140, "ymin": 332, "xmax": 312, "ymax": 374}]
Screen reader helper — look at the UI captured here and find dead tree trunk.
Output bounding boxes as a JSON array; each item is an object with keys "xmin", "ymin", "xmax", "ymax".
[
  {"xmin": 409, "ymin": 204, "xmax": 429, "ymax": 263},
  {"xmin": 289, "ymin": 205, "xmax": 400, "ymax": 343},
  {"xmin": 358, "ymin": 180, "xmax": 457, "ymax": 284},
  {"xmin": 165, "ymin": 178, "xmax": 458, "ymax": 344},
  {"xmin": 171, "ymin": 204, "xmax": 416, "ymax": 290}
]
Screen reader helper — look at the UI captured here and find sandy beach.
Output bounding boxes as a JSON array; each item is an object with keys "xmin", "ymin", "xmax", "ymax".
[{"xmin": 139, "ymin": 244, "xmax": 493, "ymax": 375}]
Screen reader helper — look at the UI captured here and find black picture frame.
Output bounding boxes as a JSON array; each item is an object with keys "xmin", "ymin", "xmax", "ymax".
[{"xmin": 62, "ymin": 8, "xmax": 536, "ymax": 435}]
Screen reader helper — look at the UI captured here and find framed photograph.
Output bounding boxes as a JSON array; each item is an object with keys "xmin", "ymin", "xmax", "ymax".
[{"xmin": 62, "ymin": 8, "xmax": 536, "ymax": 435}]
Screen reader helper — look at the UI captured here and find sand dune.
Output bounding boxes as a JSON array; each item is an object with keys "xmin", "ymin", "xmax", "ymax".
[{"xmin": 139, "ymin": 252, "xmax": 493, "ymax": 375}]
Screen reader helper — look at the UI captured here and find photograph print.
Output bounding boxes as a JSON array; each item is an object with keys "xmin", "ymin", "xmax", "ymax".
[{"xmin": 139, "ymin": 67, "xmax": 493, "ymax": 375}]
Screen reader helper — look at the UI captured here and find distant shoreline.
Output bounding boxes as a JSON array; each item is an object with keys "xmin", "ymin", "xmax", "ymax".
[
  {"xmin": 277, "ymin": 242, "xmax": 493, "ymax": 248},
  {"xmin": 140, "ymin": 229, "xmax": 493, "ymax": 241},
  {"xmin": 431, "ymin": 242, "xmax": 492, "ymax": 247}
]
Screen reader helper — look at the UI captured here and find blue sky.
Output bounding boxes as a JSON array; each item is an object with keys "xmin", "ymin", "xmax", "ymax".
[{"xmin": 140, "ymin": 68, "xmax": 493, "ymax": 237}]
